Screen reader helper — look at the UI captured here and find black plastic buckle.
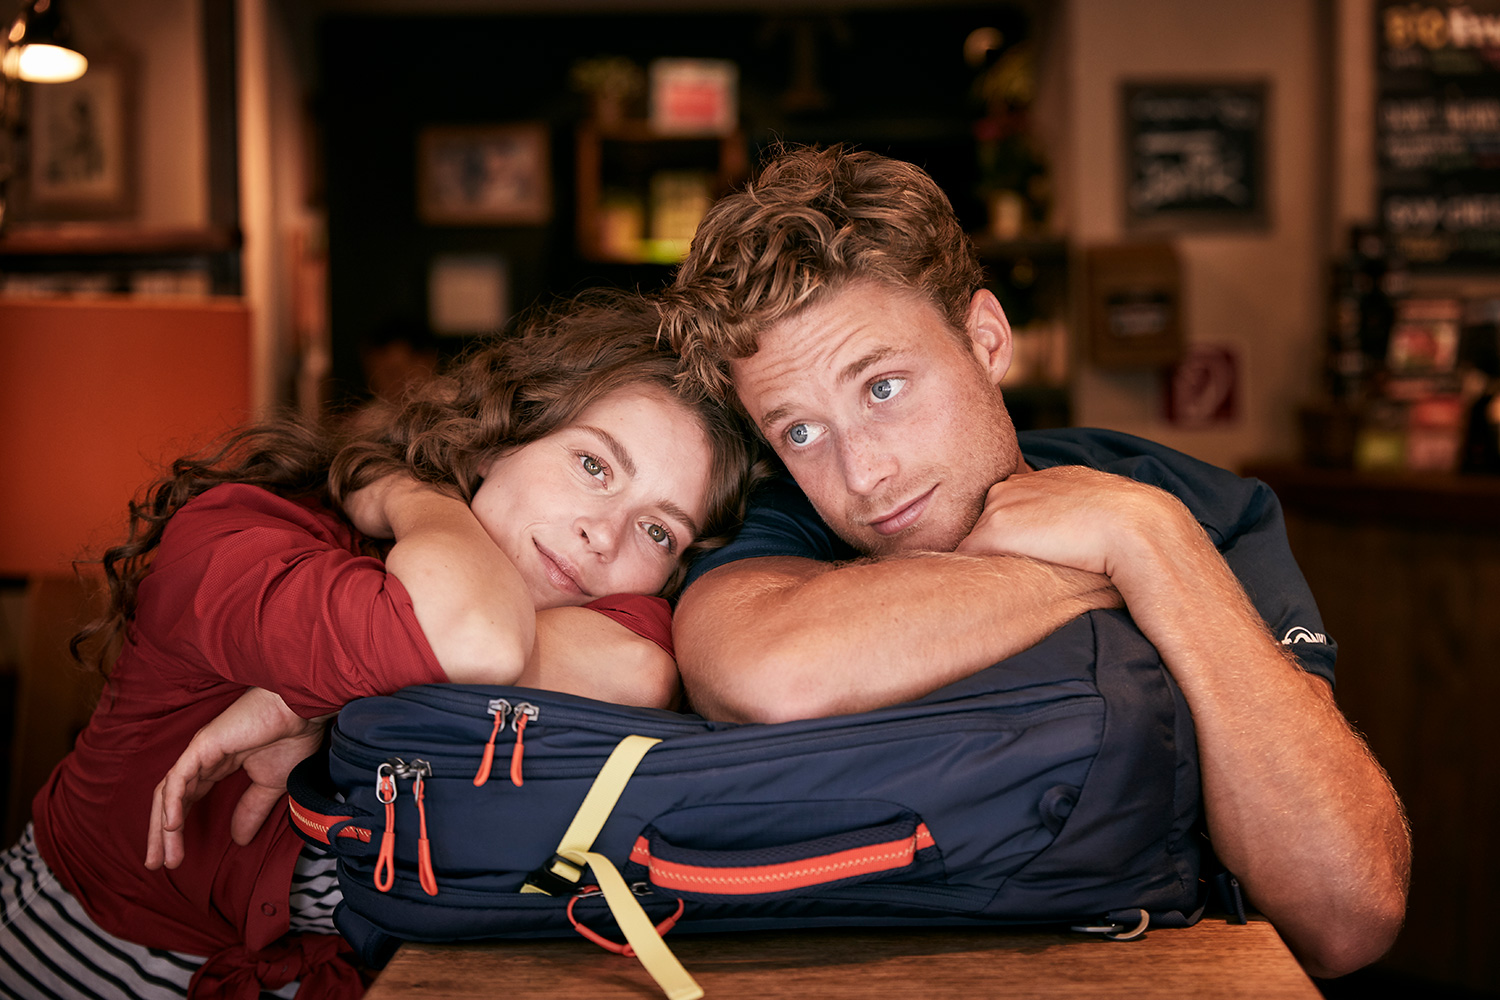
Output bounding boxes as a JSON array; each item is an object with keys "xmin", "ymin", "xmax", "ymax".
[{"xmin": 523, "ymin": 854, "xmax": 586, "ymax": 896}]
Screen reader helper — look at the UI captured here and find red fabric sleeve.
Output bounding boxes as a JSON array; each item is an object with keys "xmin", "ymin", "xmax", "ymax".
[
  {"xmin": 132, "ymin": 484, "xmax": 448, "ymax": 717},
  {"xmin": 584, "ymin": 594, "xmax": 675, "ymax": 659}
]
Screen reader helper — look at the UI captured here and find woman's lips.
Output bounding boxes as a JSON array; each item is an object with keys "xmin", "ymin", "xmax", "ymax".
[
  {"xmin": 868, "ymin": 486, "xmax": 935, "ymax": 536},
  {"xmin": 534, "ymin": 542, "xmax": 586, "ymax": 596}
]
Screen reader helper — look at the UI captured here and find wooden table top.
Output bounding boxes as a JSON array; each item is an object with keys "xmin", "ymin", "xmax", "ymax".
[{"xmin": 364, "ymin": 918, "xmax": 1320, "ymax": 999}]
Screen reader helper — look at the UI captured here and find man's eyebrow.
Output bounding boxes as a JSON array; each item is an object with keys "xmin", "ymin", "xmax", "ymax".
[
  {"xmin": 756, "ymin": 347, "xmax": 900, "ymax": 436},
  {"xmin": 578, "ymin": 424, "xmax": 700, "ymax": 537},
  {"xmin": 837, "ymin": 347, "xmax": 898, "ymax": 386},
  {"xmin": 758, "ymin": 402, "xmax": 794, "ymax": 435}
]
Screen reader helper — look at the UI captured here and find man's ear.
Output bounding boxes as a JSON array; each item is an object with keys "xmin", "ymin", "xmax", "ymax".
[{"xmin": 965, "ymin": 288, "xmax": 1014, "ymax": 385}]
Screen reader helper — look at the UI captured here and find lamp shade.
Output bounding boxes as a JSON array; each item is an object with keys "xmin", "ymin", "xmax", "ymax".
[{"xmin": 5, "ymin": 0, "xmax": 87, "ymax": 83}]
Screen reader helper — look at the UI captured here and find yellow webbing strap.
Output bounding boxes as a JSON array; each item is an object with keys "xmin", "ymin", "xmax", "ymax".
[
  {"xmin": 574, "ymin": 848, "xmax": 703, "ymax": 1000},
  {"xmin": 520, "ymin": 734, "xmax": 703, "ymax": 1000}
]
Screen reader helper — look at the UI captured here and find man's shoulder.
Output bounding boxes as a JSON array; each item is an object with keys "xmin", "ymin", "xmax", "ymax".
[
  {"xmin": 683, "ymin": 470, "xmax": 855, "ymax": 587},
  {"xmin": 1019, "ymin": 428, "xmax": 1269, "ymax": 545}
]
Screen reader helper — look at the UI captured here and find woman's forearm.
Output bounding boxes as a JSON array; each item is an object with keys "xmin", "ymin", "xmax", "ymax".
[
  {"xmin": 380, "ymin": 485, "xmax": 536, "ymax": 684},
  {"xmin": 519, "ymin": 607, "xmax": 680, "ymax": 709}
]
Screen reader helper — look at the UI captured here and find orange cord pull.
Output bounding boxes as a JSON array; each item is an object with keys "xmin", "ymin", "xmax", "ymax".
[
  {"xmin": 567, "ymin": 894, "xmax": 685, "ymax": 957},
  {"xmin": 473, "ymin": 706, "xmax": 504, "ymax": 787},
  {"xmin": 374, "ymin": 765, "xmax": 397, "ymax": 893},
  {"xmin": 510, "ymin": 711, "xmax": 529, "ymax": 787},
  {"xmin": 414, "ymin": 771, "xmax": 438, "ymax": 896}
]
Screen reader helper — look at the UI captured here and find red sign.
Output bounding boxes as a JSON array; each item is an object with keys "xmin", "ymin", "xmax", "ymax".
[{"xmin": 1164, "ymin": 344, "xmax": 1238, "ymax": 426}]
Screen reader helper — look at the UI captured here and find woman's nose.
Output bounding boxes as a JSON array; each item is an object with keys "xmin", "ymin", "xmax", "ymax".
[{"xmin": 577, "ymin": 509, "xmax": 624, "ymax": 556}]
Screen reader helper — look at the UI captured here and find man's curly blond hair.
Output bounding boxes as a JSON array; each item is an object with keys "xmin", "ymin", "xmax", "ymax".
[{"xmin": 662, "ymin": 145, "xmax": 984, "ymax": 406}]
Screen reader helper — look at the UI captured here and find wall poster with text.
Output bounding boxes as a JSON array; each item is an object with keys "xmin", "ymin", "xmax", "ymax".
[
  {"xmin": 1122, "ymin": 81, "xmax": 1269, "ymax": 232},
  {"xmin": 1378, "ymin": 1, "xmax": 1500, "ymax": 269}
]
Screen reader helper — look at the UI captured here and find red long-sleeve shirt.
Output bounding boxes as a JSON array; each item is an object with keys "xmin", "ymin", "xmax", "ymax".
[{"xmin": 31, "ymin": 483, "xmax": 672, "ymax": 962}]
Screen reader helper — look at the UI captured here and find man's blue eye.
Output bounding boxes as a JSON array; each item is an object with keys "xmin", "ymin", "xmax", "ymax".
[
  {"xmin": 785, "ymin": 422, "xmax": 825, "ymax": 448},
  {"xmin": 870, "ymin": 378, "xmax": 905, "ymax": 401}
]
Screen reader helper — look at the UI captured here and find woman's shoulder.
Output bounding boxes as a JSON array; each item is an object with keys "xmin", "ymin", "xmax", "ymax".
[{"xmin": 167, "ymin": 483, "xmax": 354, "ymax": 552}]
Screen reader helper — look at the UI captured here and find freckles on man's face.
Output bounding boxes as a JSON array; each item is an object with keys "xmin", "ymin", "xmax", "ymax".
[{"xmin": 732, "ymin": 282, "xmax": 1023, "ymax": 556}]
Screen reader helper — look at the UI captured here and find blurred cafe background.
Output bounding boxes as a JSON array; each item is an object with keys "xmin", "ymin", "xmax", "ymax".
[{"xmin": 0, "ymin": 1, "xmax": 1496, "ymax": 996}]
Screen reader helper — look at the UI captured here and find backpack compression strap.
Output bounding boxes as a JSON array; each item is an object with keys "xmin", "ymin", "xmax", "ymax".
[{"xmin": 521, "ymin": 734, "xmax": 703, "ymax": 1000}]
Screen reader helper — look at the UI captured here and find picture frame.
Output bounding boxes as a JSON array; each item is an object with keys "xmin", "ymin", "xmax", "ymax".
[
  {"xmin": 1083, "ymin": 242, "xmax": 1185, "ymax": 369},
  {"xmin": 1122, "ymin": 80, "xmax": 1269, "ymax": 233},
  {"xmin": 18, "ymin": 54, "xmax": 138, "ymax": 220},
  {"xmin": 417, "ymin": 123, "xmax": 551, "ymax": 226}
]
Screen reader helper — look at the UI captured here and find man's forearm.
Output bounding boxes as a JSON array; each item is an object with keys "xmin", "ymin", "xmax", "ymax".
[
  {"xmin": 1114, "ymin": 513, "xmax": 1410, "ymax": 977},
  {"xmin": 674, "ymin": 553, "xmax": 1118, "ymax": 723}
]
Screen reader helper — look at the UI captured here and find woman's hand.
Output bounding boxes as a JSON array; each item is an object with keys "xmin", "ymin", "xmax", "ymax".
[
  {"xmin": 343, "ymin": 473, "xmax": 443, "ymax": 539},
  {"xmin": 146, "ymin": 688, "xmax": 330, "ymax": 870}
]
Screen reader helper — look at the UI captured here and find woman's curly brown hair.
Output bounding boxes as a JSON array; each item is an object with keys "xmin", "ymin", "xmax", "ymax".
[{"xmin": 72, "ymin": 288, "xmax": 762, "ymax": 675}]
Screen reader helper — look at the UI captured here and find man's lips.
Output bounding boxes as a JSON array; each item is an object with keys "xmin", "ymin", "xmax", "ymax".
[
  {"xmin": 868, "ymin": 486, "xmax": 935, "ymax": 536},
  {"xmin": 534, "ymin": 542, "xmax": 588, "ymax": 596}
]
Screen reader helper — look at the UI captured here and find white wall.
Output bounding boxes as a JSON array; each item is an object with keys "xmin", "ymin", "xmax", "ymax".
[
  {"xmin": 1063, "ymin": 0, "xmax": 1332, "ymax": 472},
  {"xmin": 78, "ymin": 0, "xmax": 207, "ymax": 227}
]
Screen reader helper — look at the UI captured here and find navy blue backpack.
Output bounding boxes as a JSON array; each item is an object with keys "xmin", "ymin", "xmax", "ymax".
[{"xmin": 289, "ymin": 609, "xmax": 1213, "ymax": 999}]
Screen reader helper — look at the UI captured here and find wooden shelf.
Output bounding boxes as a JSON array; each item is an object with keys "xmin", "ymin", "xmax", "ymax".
[
  {"xmin": 0, "ymin": 225, "xmax": 242, "ymax": 295},
  {"xmin": 1243, "ymin": 462, "xmax": 1500, "ymax": 530},
  {"xmin": 0, "ymin": 224, "xmax": 240, "ymax": 257},
  {"xmin": 574, "ymin": 124, "xmax": 747, "ymax": 265}
]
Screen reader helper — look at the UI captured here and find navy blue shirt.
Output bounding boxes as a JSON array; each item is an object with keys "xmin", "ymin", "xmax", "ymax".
[{"xmin": 685, "ymin": 428, "xmax": 1336, "ymax": 686}]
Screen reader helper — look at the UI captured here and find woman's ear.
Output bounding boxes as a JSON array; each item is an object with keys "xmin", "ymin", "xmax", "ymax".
[
  {"xmin": 965, "ymin": 289, "xmax": 1014, "ymax": 385},
  {"xmin": 476, "ymin": 450, "xmax": 503, "ymax": 480}
]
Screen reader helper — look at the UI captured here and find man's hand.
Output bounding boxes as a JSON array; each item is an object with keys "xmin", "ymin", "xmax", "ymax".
[
  {"xmin": 965, "ymin": 465, "xmax": 1409, "ymax": 975},
  {"xmin": 145, "ymin": 688, "xmax": 331, "ymax": 871},
  {"xmin": 957, "ymin": 465, "xmax": 1170, "ymax": 580}
]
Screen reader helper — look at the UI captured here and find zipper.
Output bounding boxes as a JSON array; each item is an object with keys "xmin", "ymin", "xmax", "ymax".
[
  {"xmin": 510, "ymin": 702, "xmax": 538, "ymax": 786},
  {"xmin": 372, "ymin": 757, "xmax": 438, "ymax": 897},
  {"xmin": 469, "ymin": 699, "xmax": 539, "ymax": 787},
  {"xmin": 472, "ymin": 698, "xmax": 511, "ymax": 787},
  {"xmin": 335, "ymin": 693, "xmax": 1099, "ymax": 783}
]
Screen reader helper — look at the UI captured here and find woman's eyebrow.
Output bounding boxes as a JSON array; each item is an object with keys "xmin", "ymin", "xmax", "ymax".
[
  {"xmin": 579, "ymin": 425, "xmax": 636, "ymax": 477},
  {"xmin": 657, "ymin": 499, "xmax": 700, "ymax": 540},
  {"xmin": 577, "ymin": 424, "xmax": 700, "ymax": 538}
]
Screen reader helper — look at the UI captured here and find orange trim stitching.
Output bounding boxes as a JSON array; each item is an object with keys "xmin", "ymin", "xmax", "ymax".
[
  {"xmin": 650, "ymin": 844, "xmax": 911, "ymax": 887},
  {"xmin": 289, "ymin": 797, "xmax": 372, "ymax": 843},
  {"xmin": 634, "ymin": 824, "xmax": 936, "ymax": 894}
]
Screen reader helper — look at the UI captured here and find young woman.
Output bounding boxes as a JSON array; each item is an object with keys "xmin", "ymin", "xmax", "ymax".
[{"xmin": 0, "ymin": 290, "xmax": 759, "ymax": 1000}]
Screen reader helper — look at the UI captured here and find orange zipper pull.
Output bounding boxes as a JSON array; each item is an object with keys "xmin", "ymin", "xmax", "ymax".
[
  {"xmin": 510, "ymin": 702, "xmax": 538, "ymax": 787},
  {"xmin": 412, "ymin": 763, "xmax": 438, "ymax": 896},
  {"xmin": 473, "ymin": 699, "xmax": 510, "ymax": 787},
  {"xmin": 374, "ymin": 762, "xmax": 397, "ymax": 892}
]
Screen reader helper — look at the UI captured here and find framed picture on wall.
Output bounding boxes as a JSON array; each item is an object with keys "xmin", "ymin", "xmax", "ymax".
[
  {"xmin": 18, "ymin": 55, "xmax": 137, "ymax": 220},
  {"xmin": 1122, "ymin": 80, "xmax": 1269, "ymax": 232},
  {"xmin": 417, "ymin": 123, "xmax": 552, "ymax": 226}
]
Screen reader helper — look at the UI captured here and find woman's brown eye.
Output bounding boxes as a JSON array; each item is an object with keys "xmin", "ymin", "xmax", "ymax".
[
  {"xmin": 645, "ymin": 523, "xmax": 670, "ymax": 546},
  {"xmin": 581, "ymin": 455, "xmax": 604, "ymax": 478}
]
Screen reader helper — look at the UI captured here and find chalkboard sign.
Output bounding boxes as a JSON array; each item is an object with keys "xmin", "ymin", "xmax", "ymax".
[
  {"xmin": 1122, "ymin": 81, "xmax": 1268, "ymax": 231},
  {"xmin": 1377, "ymin": 0, "xmax": 1500, "ymax": 270}
]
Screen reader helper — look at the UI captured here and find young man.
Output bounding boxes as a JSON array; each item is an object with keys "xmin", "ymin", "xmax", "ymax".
[{"xmin": 660, "ymin": 145, "xmax": 1409, "ymax": 979}]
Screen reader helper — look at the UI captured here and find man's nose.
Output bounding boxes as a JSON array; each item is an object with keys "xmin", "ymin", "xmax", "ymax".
[{"xmin": 839, "ymin": 427, "xmax": 898, "ymax": 496}]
